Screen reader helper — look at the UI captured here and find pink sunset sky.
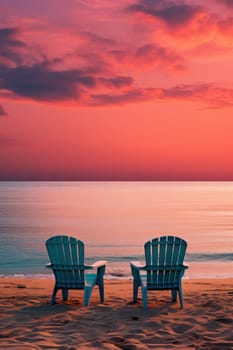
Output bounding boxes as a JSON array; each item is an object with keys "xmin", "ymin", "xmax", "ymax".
[{"xmin": 0, "ymin": 0, "xmax": 233, "ymax": 180}]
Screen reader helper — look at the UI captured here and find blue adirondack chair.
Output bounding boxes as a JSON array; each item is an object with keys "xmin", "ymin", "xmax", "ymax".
[
  {"xmin": 46, "ymin": 235, "xmax": 106, "ymax": 306},
  {"xmin": 131, "ymin": 236, "xmax": 188, "ymax": 309}
]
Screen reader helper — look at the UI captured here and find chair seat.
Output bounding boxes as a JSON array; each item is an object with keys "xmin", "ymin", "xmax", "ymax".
[{"xmin": 147, "ymin": 283, "xmax": 179, "ymax": 290}]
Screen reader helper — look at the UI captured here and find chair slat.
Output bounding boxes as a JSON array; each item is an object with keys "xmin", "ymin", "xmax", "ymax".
[
  {"xmin": 151, "ymin": 238, "xmax": 159, "ymax": 285},
  {"xmin": 145, "ymin": 241, "xmax": 152, "ymax": 284},
  {"xmin": 164, "ymin": 236, "xmax": 174, "ymax": 285},
  {"xmin": 157, "ymin": 236, "xmax": 166, "ymax": 287}
]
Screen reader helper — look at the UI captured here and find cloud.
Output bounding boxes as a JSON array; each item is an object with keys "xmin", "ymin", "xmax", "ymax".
[
  {"xmin": 0, "ymin": 105, "xmax": 7, "ymax": 116},
  {"xmin": 0, "ymin": 27, "xmax": 134, "ymax": 103},
  {"xmin": 0, "ymin": 62, "xmax": 96, "ymax": 102},
  {"xmin": 135, "ymin": 43, "xmax": 185, "ymax": 70},
  {"xmin": 82, "ymin": 31, "xmax": 115, "ymax": 47},
  {"xmin": 126, "ymin": 0, "xmax": 233, "ymax": 44},
  {"xmin": 98, "ymin": 76, "xmax": 133, "ymax": 88},
  {"xmin": 127, "ymin": 0, "xmax": 202, "ymax": 28},
  {"xmin": 0, "ymin": 27, "xmax": 24, "ymax": 48},
  {"xmin": 215, "ymin": 0, "xmax": 233, "ymax": 7},
  {"xmin": 0, "ymin": 61, "xmax": 136, "ymax": 102},
  {"xmin": 107, "ymin": 43, "xmax": 185, "ymax": 72},
  {"xmin": 79, "ymin": 30, "xmax": 185, "ymax": 72},
  {"xmin": 90, "ymin": 88, "xmax": 154, "ymax": 105},
  {"xmin": 0, "ymin": 27, "xmax": 25, "ymax": 66},
  {"xmin": 89, "ymin": 83, "xmax": 233, "ymax": 108},
  {"xmin": 0, "ymin": 25, "xmax": 184, "ymax": 105},
  {"xmin": 0, "ymin": 22, "xmax": 233, "ymax": 110},
  {"xmin": 161, "ymin": 83, "xmax": 233, "ymax": 108}
]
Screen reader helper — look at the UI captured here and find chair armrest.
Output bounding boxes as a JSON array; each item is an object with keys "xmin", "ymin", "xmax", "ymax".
[
  {"xmin": 46, "ymin": 263, "xmax": 95, "ymax": 271},
  {"xmin": 179, "ymin": 264, "xmax": 189, "ymax": 278},
  {"xmin": 130, "ymin": 261, "xmax": 146, "ymax": 285},
  {"xmin": 90, "ymin": 261, "xmax": 106, "ymax": 283},
  {"xmin": 130, "ymin": 261, "xmax": 146, "ymax": 270},
  {"xmin": 89, "ymin": 260, "xmax": 107, "ymax": 268}
]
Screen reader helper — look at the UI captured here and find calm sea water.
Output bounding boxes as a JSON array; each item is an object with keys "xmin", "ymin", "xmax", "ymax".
[{"xmin": 0, "ymin": 181, "xmax": 232, "ymax": 279}]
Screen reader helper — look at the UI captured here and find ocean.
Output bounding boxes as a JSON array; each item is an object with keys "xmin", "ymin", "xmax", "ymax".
[{"xmin": 0, "ymin": 181, "xmax": 232, "ymax": 279}]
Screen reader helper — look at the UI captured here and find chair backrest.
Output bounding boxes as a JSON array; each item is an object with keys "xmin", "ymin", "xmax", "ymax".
[
  {"xmin": 46, "ymin": 235, "xmax": 86, "ymax": 286},
  {"xmin": 144, "ymin": 236, "xmax": 187, "ymax": 287}
]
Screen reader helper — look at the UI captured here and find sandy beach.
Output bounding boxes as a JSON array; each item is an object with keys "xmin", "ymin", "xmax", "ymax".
[{"xmin": 0, "ymin": 278, "xmax": 232, "ymax": 349}]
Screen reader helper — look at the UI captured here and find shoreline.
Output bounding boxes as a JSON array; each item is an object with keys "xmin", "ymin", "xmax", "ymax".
[
  {"xmin": 1, "ymin": 271, "xmax": 233, "ymax": 280},
  {"xmin": 0, "ymin": 277, "xmax": 232, "ymax": 349}
]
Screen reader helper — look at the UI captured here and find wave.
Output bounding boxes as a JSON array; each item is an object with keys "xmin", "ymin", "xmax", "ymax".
[
  {"xmin": 86, "ymin": 252, "xmax": 233, "ymax": 263},
  {"xmin": 186, "ymin": 253, "xmax": 233, "ymax": 262}
]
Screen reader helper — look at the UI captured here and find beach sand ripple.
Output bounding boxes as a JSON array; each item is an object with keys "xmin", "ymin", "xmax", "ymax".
[{"xmin": 0, "ymin": 278, "xmax": 232, "ymax": 349}]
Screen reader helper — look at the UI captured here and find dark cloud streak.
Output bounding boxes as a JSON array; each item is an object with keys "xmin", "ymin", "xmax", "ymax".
[
  {"xmin": 0, "ymin": 27, "xmax": 24, "ymax": 48},
  {"xmin": 135, "ymin": 44, "xmax": 185, "ymax": 70},
  {"xmin": 98, "ymin": 76, "xmax": 133, "ymax": 88},
  {"xmin": 90, "ymin": 83, "xmax": 233, "ymax": 108},
  {"xmin": 0, "ymin": 105, "xmax": 7, "ymax": 116},
  {"xmin": 127, "ymin": 0, "xmax": 201, "ymax": 27},
  {"xmin": 216, "ymin": 0, "xmax": 233, "ymax": 7},
  {"xmin": 0, "ymin": 27, "xmax": 25, "ymax": 65},
  {"xmin": 0, "ymin": 62, "xmax": 96, "ymax": 101}
]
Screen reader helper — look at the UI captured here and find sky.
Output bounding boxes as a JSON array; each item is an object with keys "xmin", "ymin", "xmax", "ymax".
[{"xmin": 0, "ymin": 0, "xmax": 233, "ymax": 181}]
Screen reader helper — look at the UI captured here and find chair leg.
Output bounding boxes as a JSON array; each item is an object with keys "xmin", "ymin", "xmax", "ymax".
[
  {"xmin": 97, "ymin": 265, "xmax": 105, "ymax": 302},
  {"xmin": 178, "ymin": 285, "xmax": 184, "ymax": 308},
  {"xmin": 62, "ymin": 289, "xmax": 69, "ymax": 301},
  {"xmin": 171, "ymin": 289, "xmax": 177, "ymax": 302},
  {"xmin": 51, "ymin": 286, "xmax": 59, "ymax": 305},
  {"xmin": 98, "ymin": 280, "xmax": 104, "ymax": 302},
  {"xmin": 141, "ymin": 286, "xmax": 148, "ymax": 310},
  {"xmin": 84, "ymin": 286, "xmax": 93, "ymax": 306},
  {"xmin": 133, "ymin": 280, "xmax": 139, "ymax": 303}
]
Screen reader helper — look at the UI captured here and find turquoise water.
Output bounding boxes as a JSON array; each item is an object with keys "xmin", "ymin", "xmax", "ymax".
[{"xmin": 0, "ymin": 181, "xmax": 232, "ymax": 279}]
